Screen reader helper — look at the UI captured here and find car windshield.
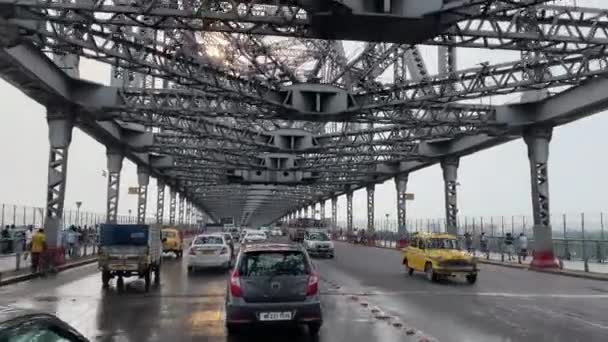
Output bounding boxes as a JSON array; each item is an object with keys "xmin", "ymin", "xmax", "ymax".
[
  {"xmin": 240, "ymin": 251, "xmax": 308, "ymax": 276},
  {"xmin": 194, "ymin": 236, "xmax": 224, "ymax": 245},
  {"xmin": 162, "ymin": 231, "xmax": 176, "ymax": 238},
  {"xmin": 426, "ymin": 238, "xmax": 458, "ymax": 249},
  {"xmin": 308, "ymin": 233, "xmax": 329, "ymax": 241}
]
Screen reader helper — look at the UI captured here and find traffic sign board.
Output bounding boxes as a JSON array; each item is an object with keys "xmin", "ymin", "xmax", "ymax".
[
  {"xmin": 128, "ymin": 187, "xmax": 139, "ymax": 195},
  {"xmin": 405, "ymin": 193, "xmax": 415, "ymax": 200}
]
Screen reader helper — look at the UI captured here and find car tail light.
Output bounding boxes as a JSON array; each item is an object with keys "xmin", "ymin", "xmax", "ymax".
[
  {"xmin": 220, "ymin": 247, "xmax": 229, "ymax": 254},
  {"xmin": 306, "ymin": 271, "xmax": 319, "ymax": 296},
  {"xmin": 230, "ymin": 270, "xmax": 243, "ymax": 297},
  {"xmin": 189, "ymin": 248, "xmax": 196, "ymax": 255}
]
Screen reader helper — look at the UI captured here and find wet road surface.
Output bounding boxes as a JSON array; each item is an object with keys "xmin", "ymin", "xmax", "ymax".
[
  {"xmin": 315, "ymin": 242, "xmax": 608, "ymax": 342},
  {"xmin": 2, "ymin": 242, "xmax": 608, "ymax": 341},
  {"xmin": 0, "ymin": 253, "xmax": 410, "ymax": 342}
]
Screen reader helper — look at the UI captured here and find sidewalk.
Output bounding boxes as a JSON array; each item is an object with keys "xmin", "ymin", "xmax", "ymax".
[
  {"xmin": 0, "ymin": 245, "xmax": 96, "ymax": 275},
  {"xmin": 0, "ymin": 254, "xmax": 97, "ymax": 286}
]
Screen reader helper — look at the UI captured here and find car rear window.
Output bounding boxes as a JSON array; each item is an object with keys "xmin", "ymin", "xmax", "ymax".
[
  {"xmin": 194, "ymin": 236, "xmax": 224, "ymax": 245},
  {"xmin": 239, "ymin": 251, "xmax": 309, "ymax": 276}
]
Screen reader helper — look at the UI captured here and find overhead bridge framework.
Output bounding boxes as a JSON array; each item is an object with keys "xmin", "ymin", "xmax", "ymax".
[{"xmin": 0, "ymin": 0, "xmax": 607, "ymax": 268}]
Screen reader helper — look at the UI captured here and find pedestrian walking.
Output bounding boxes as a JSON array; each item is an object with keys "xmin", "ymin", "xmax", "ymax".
[
  {"xmin": 504, "ymin": 232, "xmax": 514, "ymax": 261},
  {"xmin": 30, "ymin": 228, "xmax": 46, "ymax": 273},
  {"xmin": 518, "ymin": 233, "xmax": 528, "ymax": 263}
]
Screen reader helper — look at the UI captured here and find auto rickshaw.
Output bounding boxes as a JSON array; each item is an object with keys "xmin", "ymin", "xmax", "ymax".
[{"xmin": 161, "ymin": 227, "xmax": 183, "ymax": 258}]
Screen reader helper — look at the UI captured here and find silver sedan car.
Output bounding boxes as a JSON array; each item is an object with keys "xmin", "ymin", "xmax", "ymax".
[{"xmin": 225, "ymin": 243, "xmax": 322, "ymax": 335}]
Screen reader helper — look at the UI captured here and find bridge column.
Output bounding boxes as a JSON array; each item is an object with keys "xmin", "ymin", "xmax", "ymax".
[
  {"xmin": 346, "ymin": 190, "xmax": 353, "ymax": 235},
  {"xmin": 178, "ymin": 194, "xmax": 185, "ymax": 225},
  {"xmin": 44, "ymin": 110, "xmax": 73, "ymax": 257},
  {"xmin": 524, "ymin": 127, "xmax": 559, "ymax": 268},
  {"xmin": 106, "ymin": 150, "xmax": 123, "ymax": 224},
  {"xmin": 331, "ymin": 196, "xmax": 337, "ymax": 230},
  {"xmin": 441, "ymin": 157, "xmax": 459, "ymax": 236},
  {"xmin": 169, "ymin": 188, "xmax": 176, "ymax": 225},
  {"xmin": 395, "ymin": 174, "xmax": 408, "ymax": 235},
  {"xmin": 156, "ymin": 179, "xmax": 164, "ymax": 224},
  {"xmin": 136, "ymin": 166, "xmax": 149, "ymax": 224},
  {"xmin": 320, "ymin": 200, "xmax": 326, "ymax": 221},
  {"xmin": 367, "ymin": 184, "xmax": 375, "ymax": 232},
  {"xmin": 186, "ymin": 201, "xmax": 192, "ymax": 225}
]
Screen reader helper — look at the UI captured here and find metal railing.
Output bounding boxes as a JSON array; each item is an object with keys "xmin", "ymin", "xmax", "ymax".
[{"xmin": 0, "ymin": 203, "xmax": 162, "ymax": 229}]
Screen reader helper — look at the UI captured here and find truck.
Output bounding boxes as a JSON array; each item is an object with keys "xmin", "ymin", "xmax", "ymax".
[
  {"xmin": 98, "ymin": 224, "xmax": 162, "ymax": 291},
  {"xmin": 288, "ymin": 218, "xmax": 331, "ymax": 242}
]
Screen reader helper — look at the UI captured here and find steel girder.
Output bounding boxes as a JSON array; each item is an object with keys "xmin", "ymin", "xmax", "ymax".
[
  {"xmin": 5, "ymin": 1, "xmax": 584, "ymax": 47},
  {"xmin": 3, "ymin": 1, "xmax": 608, "ymax": 225}
]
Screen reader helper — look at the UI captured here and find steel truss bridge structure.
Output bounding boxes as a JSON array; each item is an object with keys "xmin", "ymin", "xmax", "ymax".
[{"xmin": 1, "ymin": 0, "xmax": 607, "ymax": 267}]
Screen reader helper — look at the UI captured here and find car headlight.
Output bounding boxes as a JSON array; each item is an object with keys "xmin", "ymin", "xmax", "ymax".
[{"xmin": 328, "ymin": 242, "xmax": 334, "ymax": 249}]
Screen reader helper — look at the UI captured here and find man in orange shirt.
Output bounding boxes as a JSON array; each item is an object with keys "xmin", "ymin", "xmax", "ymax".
[{"xmin": 30, "ymin": 228, "xmax": 46, "ymax": 273}]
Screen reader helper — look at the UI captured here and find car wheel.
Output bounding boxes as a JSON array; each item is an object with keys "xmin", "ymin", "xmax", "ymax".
[
  {"xmin": 425, "ymin": 263, "xmax": 437, "ymax": 283},
  {"xmin": 117, "ymin": 276, "xmax": 124, "ymax": 290},
  {"xmin": 101, "ymin": 271, "xmax": 111, "ymax": 289},
  {"xmin": 154, "ymin": 265, "xmax": 161, "ymax": 285},
  {"xmin": 144, "ymin": 270, "xmax": 151, "ymax": 292},
  {"xmin": 308, "ymin": 322, "xmax": 322, "ymax": 335},
  {"xmin": 466, "ymin": 274, "xmax": 477, "ymax": 284},
  {"xmin": 404, "ymin": 259, "xmax": 414, "ymax": 276}
]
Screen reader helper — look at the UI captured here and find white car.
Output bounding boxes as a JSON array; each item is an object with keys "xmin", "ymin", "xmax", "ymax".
[
  {"xmin": 270, "ymin": 228, "xmax": 283, "ymax": 236},
  {"xmin": 187, "ymin": 234, "xmax": 232, "ymax": 272},
  {"xmin": 304, "ymin": 231, "xmax": 335, "ymax": 258},
  {"xmin": 241, "ymin": 231, "xmax": 268, "ymax": 245}
]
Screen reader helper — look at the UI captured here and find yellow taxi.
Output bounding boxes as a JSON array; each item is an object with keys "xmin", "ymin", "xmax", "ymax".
[
  {"xmin": 162, "ymin": 227, "xmax": 183, "ymax": 258},
  {"xmin": 402, "ymin": 232, "xmax": 478, "ymax": 284}
]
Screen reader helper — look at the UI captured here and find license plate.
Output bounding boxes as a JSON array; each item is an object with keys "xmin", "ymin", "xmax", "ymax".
[
  {"xmin": 259, "ymin": 312, "xmax": 292, "ymax": 321},
  {"xmin": 201, "ymin": 250, "xmax": 215, "ymax": 255}
]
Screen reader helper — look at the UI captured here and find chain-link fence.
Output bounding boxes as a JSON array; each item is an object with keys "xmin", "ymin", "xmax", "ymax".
[{"xmin": 0, "ymin": 203, "xmax": 203, "ymax": 257}]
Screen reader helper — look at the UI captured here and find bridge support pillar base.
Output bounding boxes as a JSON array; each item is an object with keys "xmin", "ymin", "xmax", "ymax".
[
  {"xmin": 530, "ymin": 223, "xmax": 559, "ymax": 269},
  {"xmin": 530, "ymin": 250, "xmax": 559, "ymax": 269}
]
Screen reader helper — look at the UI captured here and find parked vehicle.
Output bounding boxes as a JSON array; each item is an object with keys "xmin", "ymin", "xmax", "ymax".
[
  {"xmin": 187, "ymin": 234, "xmax": 232, "ymax": 272},
  {"xmin": 161, "ymin": 227, "xmax": 183, "ymax": 258},
  {"xmin": 402, "ymin": 232, "xmax": 478, "ymax": 284},
  {"xmin": 270, "ymin": 227, "xmax": 283, "ymax": 237},
  {"xmin": 0, "ymin": 305, "xmax": 88, "ymax": 341},
  {"xmin": 304, "ymin": 231, "xmax": 334, "ymax": 258},
  {"xmin": 98, "ymin": 224, "xmax": 162, "ymax": 291},
  {"xmin": 225, "ymin": 243, "xmax": 322, "ymax": 335}
]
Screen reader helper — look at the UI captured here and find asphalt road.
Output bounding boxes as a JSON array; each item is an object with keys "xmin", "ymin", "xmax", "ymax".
[
  {"xmin": 314, "ymin": 242, "xmax": 608, "ymax": 342},
  {"xmin": 1, "ymin": 241, "xmax": 607, "ymax": 342},
  {"xmin": 0, "ymin": 251, "xmax": 414, "ymax": 342}
]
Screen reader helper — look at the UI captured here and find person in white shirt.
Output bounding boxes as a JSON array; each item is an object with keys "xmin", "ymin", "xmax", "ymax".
[
  {"xmin": 23, "ymin": 226, "xmax": 34, "ymax": 260},
  {"xmin": 518, "ymin": 233, "xmax": 528, "ymax": 262}
]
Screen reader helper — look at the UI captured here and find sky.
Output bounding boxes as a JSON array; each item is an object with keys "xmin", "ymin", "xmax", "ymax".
[{"xmin": 0, "ymin": 0, "xmax": 607, "ymax": 229}]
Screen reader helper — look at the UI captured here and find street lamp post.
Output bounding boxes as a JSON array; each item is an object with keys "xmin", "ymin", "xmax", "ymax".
[{"xmin": 75, "ymin": 201, "xmax": 82, "ymax": 227}]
